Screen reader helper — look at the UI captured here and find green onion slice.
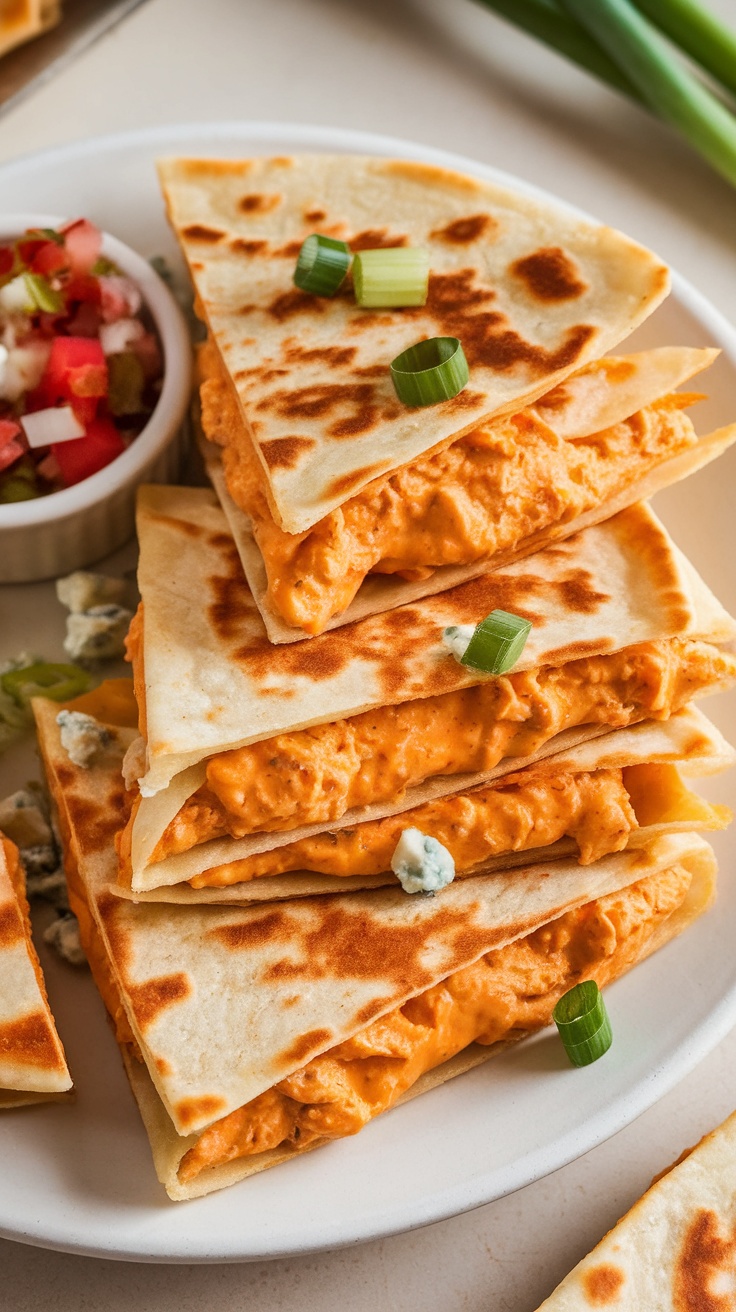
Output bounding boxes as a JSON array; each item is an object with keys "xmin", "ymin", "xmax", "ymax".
[
  {"xmin": 390, "ymin": 337, "xmax": 469, "ymax": 408},
  {"xmin": 0, "ymin": 662, "xmax": 92, "ymax": 708},
  {"xmin": 23, "ymin": 273, "xmax": 64, "ymax": 314},
  {"xmin": 553, "ymin": 981, "xmax": 613, "ymax": 1067},
  {"xmin": 460, "ymin": 609, "xmax": 531, "ymax": 674},
  {"xmin": 353, "ymin": 247, "xmax": 429, "ymax": 307},
  {"xmin": 293, "ymin": 234, "xmax": 351, "ymax": 296}
]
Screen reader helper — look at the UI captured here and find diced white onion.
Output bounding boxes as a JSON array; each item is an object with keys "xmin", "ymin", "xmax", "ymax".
[
  {"xmin": 21, "ymin": 405, "xmax": 85, "ymax": 448},
  {"xmin": 98, "ymin": 317, "xmax": 145, "ymax": 356},
  {"xmin": 0, "ymin": 275, "xmax": 34, "ymax": 314},
  {"xmin": 0, "ymin": 341, "xmax": 51, "ymax": 402}
]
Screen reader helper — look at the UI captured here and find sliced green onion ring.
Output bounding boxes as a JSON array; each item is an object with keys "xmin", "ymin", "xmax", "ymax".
[
  {"xmin": 0, "ymin": 662, "xmax": 92, "ymax": 708},
  {"xmin": 553, "ymin": 981, "xmax": 613, "ymax": 1067},
  {"xmin": 390, "ymin": 336, "xmax": 469, "ymax": 408},
  {"xmin": 353, "ymin": 247, "xmax": 429, "ymax": 307},
  {"xmin": 460, "ymin": 608, "xmax": 531, "ymax": 675},
  {"xmin": 293, "ymin": 234, "xmax": 351, "ymax": 296}
]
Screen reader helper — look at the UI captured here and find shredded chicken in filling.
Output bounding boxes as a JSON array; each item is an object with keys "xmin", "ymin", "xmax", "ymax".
[
  {"xmin": 190, "ymin": 765, "xmax": 640, "ymax": 887},
  {"xmin": 200, "ymin": 342, "xmax": 700, "ymax": 634},
  {"xmin": 177, "ymin": 863, "xmax": 692, "ymax": 1182},
  {"xmin": 142, "ymin": 637, "xmax": 732, "ymax": 862}
]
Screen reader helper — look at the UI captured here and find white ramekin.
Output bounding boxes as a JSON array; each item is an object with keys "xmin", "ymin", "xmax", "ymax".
[{"xmin": 0, "ymin": 213, "xmax": 192, "ymax": 583}]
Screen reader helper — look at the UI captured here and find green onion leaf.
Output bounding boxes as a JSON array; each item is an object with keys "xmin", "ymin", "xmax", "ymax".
[
  {"xmin": 553, "ymin": 981, "xmax": 613, "ymax": 1067},
  {"xmin": 474, "ymin": 0, "xmax": 643, "ymax": 101},
  {"xmin": 293, "ymin": 234, "xmax": 351, "ymax": 296},
  {"xmin": 631, "ymin": 0, "xmax": 736, "ymax": 102},
  {"xmin": 559, "ymin": 0, "xmax": 736, "ymax": 190},
  {"xmin": 23, "ymin": 273, "xmax": 64, "ymax": 314},
  {"xmin": 460, "ymin": 609, "xmax": 531, "ymax": 674},
  {"xmin": 390, "ymin": 337, "xmax": 469, "ymax": 407},
  {"xmin": 0, "ymin": 661, "xmax": 92, "ymax": 708},
  {"xmin": 353, "ymin": 247, "xmax": 429, "ymax": 307}
]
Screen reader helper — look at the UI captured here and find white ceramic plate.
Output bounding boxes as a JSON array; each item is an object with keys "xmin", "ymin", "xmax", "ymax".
[{"xmin": 0, "ymin": 123, "xmax": 735, "ymax": 1264}]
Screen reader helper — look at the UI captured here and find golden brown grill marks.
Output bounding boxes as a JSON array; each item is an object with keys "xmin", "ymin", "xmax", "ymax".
[
  {"xmin": 0, "ymin": 1011, "xmax": 65, "ymax": 1071},
  {"xmin": 326, "ymin": 462, "xmax": 391, "ymax": 499},
  {"xmin": 66, "ymin": 781, "xmax": 128, "ymax": 856},
  {"xmin": 423, "ymin": 268, "xmax": 595, "ymax": 374},
  {"xmin": 348, "ymin": 228, "xmax": 409, "ymax": 251},
  {"xmin": 202, "ymin": 524, "xmax": 612, "ymax": 698},
  {"xmin": 279, "ymin": 1029, "xmax": 334, "ymax": 1066},
  {"xmin": 175, "ymin": 1094, "xmax": 228, "ymax": 1130},
  {"xmin": 266, "ymin": 288, "xmax": 326, "ymax": 321},
  {"xmin": 211, "ymin": 908, "xmax": 290, "ymax": 952},
  {"xmin": 238, "ymin": 193, "xmax": 281, "ymax": 214},
  {"xmin": 283, "ymin": 344, "xmax": 358, "ymax": 368},
  {"xmin": 431, "ymin": 214, "xmax": 496, "ymax": 244},
  {"xmin": 229, "ymin": 238, "xmax": 268, "ymax": 256},
  {"xmin": 128, "ymin": 973, "xmax": 191, "ymax": 1030},
  {"xmin": 259, "ymin": 435, "xmax": 317, "ymax": 471},
  {"xmin": 673, "ymin": 1209, "xmax": 736, "ymax": 1312},
  {"xmin": 254, "ymin": 380, "xmax": 402, "ymax": 443},
  {"xmin": 511, "ymin": 247, "xmax": 588, "ymax": 302},
  {"xmin": 0, "ymin": 901, "xmax": 23, "ymax": 948},
  {"xmin": 304, "ymin": 208, "xmax": 326, "ymax": 223},
  {"xmin": 581, "ymin": 1264, "xmax": 626, "ymax": 1305},
  {"xmin": 182, "ymin": 224, "xmax": 226, "ymax": 243}
]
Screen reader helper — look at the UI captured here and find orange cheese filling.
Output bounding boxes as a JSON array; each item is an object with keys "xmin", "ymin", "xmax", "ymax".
[
  {"xmin": 190, "ymin": 765, "xmax": 639, "ymax": 887},
  {"xmin": 177, "ymin": 862, "xmax": 692, "ymax": 1183},
  {"xmin": 201, "ymin": 342, "xmax": 700, "ymax": 634},
  {"xmin": 146, "ymin": 637, "xmax": 732, "ymax": 862}
]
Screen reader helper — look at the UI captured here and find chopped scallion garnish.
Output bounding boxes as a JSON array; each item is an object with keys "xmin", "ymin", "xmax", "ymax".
[
  {"xmin": 0, "ymin": 661, "xmax": 92, "ymax": 708},
  {"xmin": 390, "ymin": 336, "xmax": 469, "ymax": 407},
  {"xmin": 353, "ymin": 247, "xmax": 429, "ymax": 307},
  {"xmin": 293, "ymin": 234, "xmax": 351, "ymax": 296},
  {"xmin": 458, "ymin": 609, "xmax": 532, "ymax": 675},
  {"xmin": 553, "ymin": 981, "xmax": 613, "ymax": 1067}
]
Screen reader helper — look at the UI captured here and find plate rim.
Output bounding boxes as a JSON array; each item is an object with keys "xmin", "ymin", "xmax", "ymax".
[{"xmin": 1, "ymin": 119, "xmax": 736, "ymax": 1264}]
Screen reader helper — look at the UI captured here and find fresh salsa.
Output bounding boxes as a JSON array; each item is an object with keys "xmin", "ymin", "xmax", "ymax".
[{"xmin": 0, "ymin": 219, "xmax": 163, "ymax": 502}]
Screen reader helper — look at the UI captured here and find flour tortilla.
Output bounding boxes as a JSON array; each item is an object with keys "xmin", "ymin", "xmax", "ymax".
[
  {"xmin": 158, "ymin": 154, "xmax": 670, "ymax": 534},
  {"xmin": 198, "ymin": 346, "xmax": 736, "ymax": 643},
  {"xmin": 35, "ymin": 702, "xmax": 716, "ymax": 1199},
  {"xmin": 0, "ymin": 835, "xmax": 72, "ymax": 1106},
  {"xmin": 534, "ymin": 1108, "xmax": 736, "ymax": 1309},
  {"xmin": 113, "ymin": 706, "xmax": 731, "ymax": 901}
]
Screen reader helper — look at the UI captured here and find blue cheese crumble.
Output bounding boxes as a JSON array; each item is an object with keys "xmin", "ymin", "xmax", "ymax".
[
  {"xmin": 57, "ymin": 710, "xmax": 111, "ymax": 768},
  {"xmin": 63, "ymin": 604, "xmax": 134, "ymax": 663},
  {"xmin": 56, "ymin": 570, "xmax": 130, "ymax": 614},
  {"xmin": 390, "ymin": 828, "xmax": 456, "ymax": 895},
  {"xmin": 441, "ymin": 624, "xmax": 475, "ymax": 663}
]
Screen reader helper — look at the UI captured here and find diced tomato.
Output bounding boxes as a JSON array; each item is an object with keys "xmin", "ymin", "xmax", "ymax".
[
  {"xmin": 30, "ymin": 241, "xmax": 69, "ymax": 278},
  {"xmin": 0, "ymin": 438, "xmax": 25, "ymax": 472},
  {"xmin": 60, "ymin": 219, "xmax": 102, "ymax": 277},
  {"xmin": 0, "ymin": 246, "xmax": 13, "ymax": 278},
  {"xmin": 52, "ymin": 415, "xmax": 125, "ymax": 486},
  {"xmin": 66, "ymin": 302, "xmax": 102, "ymax": 338},
  {"xmin": 0, "ymin": 418, "xmax": 22, "ymax": 448},
  {"xmin": 38, "ymin": 336, "xmax": 107, "ymax": 400}
]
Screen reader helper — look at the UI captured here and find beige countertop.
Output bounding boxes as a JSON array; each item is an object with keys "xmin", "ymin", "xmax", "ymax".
[{"xmin": 2, "ymin": 0, "xmax": 736, "ymax": 1305}]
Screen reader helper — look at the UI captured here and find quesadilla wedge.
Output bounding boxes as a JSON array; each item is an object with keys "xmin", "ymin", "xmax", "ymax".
[
  {"xmin": 0, "ymin": 0, "xmax": 60, "ymax": 60},
  {"xmin": 159, "ymin": 154, "xmax": 671, "ymax": 538},
  {"xmin": 0, "ymin": 832, "xmax": 72, "ymax": 1108},
  {"xmin": 121, "ymin": 491, "xmax": 736, "ymax": 893},
  {"xmin": 198, "ymin": 340, "xmax": 736, "ymax": 640},
  {"xmin": 35, "ymin": 701, "xmax": 717, "ymax": 1199},
  {"xmin": 533, "ymin": 1108, "xmax": 736, "ymax": 1309}
]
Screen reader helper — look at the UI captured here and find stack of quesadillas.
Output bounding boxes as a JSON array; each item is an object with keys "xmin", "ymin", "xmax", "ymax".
[
  {"xmin": 158, "ymin": 155, "xmax": 736, "ymax": 641},
  {"xmin": 33, "ymin": 154, "xmax": 736, "ymax": 1201},
  {"xmin": 0, "ymin": 833, "xmax": 72, "ymax": 1108}
]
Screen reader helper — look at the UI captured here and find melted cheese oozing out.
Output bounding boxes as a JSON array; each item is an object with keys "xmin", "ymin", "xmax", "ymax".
[
  {"xmin": 200, "ymin": 341, "xmax": 699, "ymax": 635},
  {"xmin": 145, "ymin": 637, "xmax": 732, "ymax": 860},
  {"xmin": 177, "ymin": 862, "xmax": 692, "ymax": 1184}
]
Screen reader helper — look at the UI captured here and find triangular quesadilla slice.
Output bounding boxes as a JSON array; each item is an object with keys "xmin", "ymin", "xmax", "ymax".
[{"xmin": 0, "ymin": 833, "xmax": 72, "ymax": 1107}]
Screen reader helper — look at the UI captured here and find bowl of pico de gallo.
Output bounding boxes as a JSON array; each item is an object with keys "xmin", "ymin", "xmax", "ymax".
[{"xmin": 0, "ymin": 214, "xmax": 191, "ymax": 581}]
